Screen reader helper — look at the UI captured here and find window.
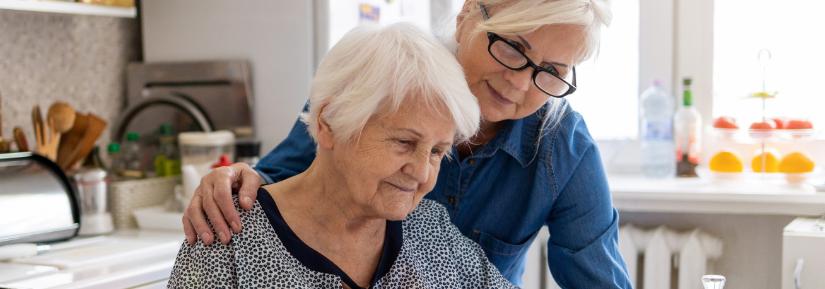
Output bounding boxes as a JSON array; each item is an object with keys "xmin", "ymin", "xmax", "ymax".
[
  {"xmin": 567, "ymin": 0, "xmax": 640, "ymax": 139},
  {"xmin": 713, "ymin": 0, "xmax": 825, "ymax": 128}
]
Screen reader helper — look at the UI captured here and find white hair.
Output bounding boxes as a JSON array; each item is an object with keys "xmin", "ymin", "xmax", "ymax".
[
  {"xmin": 474, "ymin": 0, "xmax": 612, "ymax": 62},
  {"xmin": 301, "ymin": 23, "xmax": 480, "ymax": 144}
]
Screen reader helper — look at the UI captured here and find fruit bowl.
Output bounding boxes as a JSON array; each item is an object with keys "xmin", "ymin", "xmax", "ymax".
[
  {"xmin": 747, "ymin": 129, "xmax": 775, "ymax": 139},
  {"xmin": 784, "ymin": 128, "xmax": 816, "ymax": 139},
  {"xmin": 784, "ymin": 173, "xmax": 811, "ymax": 185}
]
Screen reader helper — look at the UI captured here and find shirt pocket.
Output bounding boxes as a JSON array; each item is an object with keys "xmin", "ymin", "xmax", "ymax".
[{"xmin": 476, "ymin": 230, "xmax": 533, "ymax": 277}]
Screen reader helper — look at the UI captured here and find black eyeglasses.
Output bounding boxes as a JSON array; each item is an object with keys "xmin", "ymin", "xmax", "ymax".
[
  {"xmin": 486, "ymin": 32, "xmax": 577, "ymax": 98},
  {"xmin": 478, "ymin": 3, "xmax": 576, "ymax": 98}
]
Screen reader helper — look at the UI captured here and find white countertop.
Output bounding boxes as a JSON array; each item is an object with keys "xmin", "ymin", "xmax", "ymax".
[
  {"xmin": 610, "ymin": 174, "xmax": 825, "ymax": 216},
  {"xmin": 0, "ymin": 230, "xmax": 182, "ymax": 289}
]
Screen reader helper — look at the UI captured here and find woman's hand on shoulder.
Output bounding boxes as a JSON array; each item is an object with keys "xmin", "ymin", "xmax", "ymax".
[{"xmin": 182, "ymin": 162, "xmax": 261, "ymax": 246}]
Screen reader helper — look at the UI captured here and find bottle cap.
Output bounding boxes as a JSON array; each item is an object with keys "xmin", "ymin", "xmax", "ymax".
[
  {"xmin": 159, "ymin": 123, "xmax": 174, "ymax": 136},
  {"xmin": 107, "ymin": 143, "xmax": 121, "ymax": 153},
  {"xmin": 126, "ymin": 132, "xmax": 140, "ymax": 142},
  {"xmin": 211, "ymin": 154, "xmax": 233, "ymax": 169}
]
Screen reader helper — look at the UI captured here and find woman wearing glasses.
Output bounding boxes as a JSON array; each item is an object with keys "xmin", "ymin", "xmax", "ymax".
[{"xmin": 183, "ymin": 0, "xmax": 632, "ymax": 288}]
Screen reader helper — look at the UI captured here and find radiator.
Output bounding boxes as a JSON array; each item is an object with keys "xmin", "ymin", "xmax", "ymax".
[{"xmin": 619, "ymin": 224, "xmax": 724, "ymax": 289}]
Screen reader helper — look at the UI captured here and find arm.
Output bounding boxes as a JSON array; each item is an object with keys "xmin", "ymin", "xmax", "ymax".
[
  {"xmin": 167, "ymin": 240, "xmax": 238, "ymax": 288},
  {"xmin": 544, "ymin": 124, "xmax": 632, "ymax": 288},
  {"xmin": 254, "ymin": 114, "xmax": 317, "ymax": 184},
  {"xmin": 183, "ymin": 109, "xmax": 317, "ymax": 245}
]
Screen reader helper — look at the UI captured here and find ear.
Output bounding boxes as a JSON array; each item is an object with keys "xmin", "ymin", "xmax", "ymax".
[
  {"xmin": 455, "ymin": 0, "xmax": 476, "ymax": 44},
  {"xmin": 315, "ymin": 104, "xmax": 335, "ymax": 150}
]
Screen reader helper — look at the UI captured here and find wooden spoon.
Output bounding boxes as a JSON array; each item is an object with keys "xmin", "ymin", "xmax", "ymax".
[
  {"xmin": 0, "ymin": 94, "xmax": 7, "ymax": 153},
  {"xmin": 13, "ymin": 126, "xmax": 28, "ymax": 152},
  {"xmin": 0, "ymin": 92, "xmax": 4, "ymax": 139},
  {"xmin": 32, "ymin": 105, "xmax": 46, "ymax": 156},
  {"xmin": 45, "ymin": 102, "xmax": 76, "ymax": 161}
]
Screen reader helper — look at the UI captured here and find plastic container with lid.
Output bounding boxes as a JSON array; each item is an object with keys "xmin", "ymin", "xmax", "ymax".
[
  {"xmin": 74, "ymin": 168, "xmax": 114, "ymax": 235},
  {"xmin": 179, "ymin": 131, "xmax": 235, "ymax": 203},
  {"xmin": 179, "ymin": 131, "xmax": 235, "ymax": 169}
]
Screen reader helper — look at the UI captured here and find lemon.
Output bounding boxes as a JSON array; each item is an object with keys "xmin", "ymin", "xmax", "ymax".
[
  {"xmin": 709, "ymin": 151, "xmax": 744, "ymax": 173},
  {"xmin": 751, "ymin": 150, "xmax": 780, "ymax": 173},
  {"xmin": 778, "ymin": 152, "xmax": 815, "ymax": 173}
]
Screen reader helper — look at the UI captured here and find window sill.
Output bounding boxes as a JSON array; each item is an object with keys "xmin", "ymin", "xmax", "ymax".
[{"xmin": 609, "ymin": 174, "xmax": 825, "ymax": 216}]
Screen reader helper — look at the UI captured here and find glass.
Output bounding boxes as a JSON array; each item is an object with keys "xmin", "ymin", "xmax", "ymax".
[
  {"xmin": 701, "ymin": 275, "xmax": 726, "ymax": 289},
  {"xmin": 486, "ymin": 32, "xmax": 577, "ymax": 98}
]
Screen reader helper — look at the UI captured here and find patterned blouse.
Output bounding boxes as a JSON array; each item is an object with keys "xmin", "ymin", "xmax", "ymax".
[{"xmin": 167, "ymin": 189, "xmax": 517, "ymax": 288}]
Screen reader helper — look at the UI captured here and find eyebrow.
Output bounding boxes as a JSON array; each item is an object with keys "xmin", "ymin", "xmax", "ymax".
[
  {"xmin": 516, "ymin": 35, "xmax": 532, "ymax": 50},
  {"xmin": 512, "ymin": 35, "xmax": 570, "ymax": 68},
  {"xmin": 395, "ymin": 128, "xmax": 422, "ymax": 138},
  {"xmin": 394, "ymin": 127, "xmax": 453, "ymax": 146}
]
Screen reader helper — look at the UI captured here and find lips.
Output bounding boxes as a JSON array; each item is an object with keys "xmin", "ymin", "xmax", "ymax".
[
  {"xmin": 485, "ymin": 81, "xmax": 514, "ymax": 105},
  {"xmin": 387, "ymin": 182, "xmax": 416, "ymax": 193}
]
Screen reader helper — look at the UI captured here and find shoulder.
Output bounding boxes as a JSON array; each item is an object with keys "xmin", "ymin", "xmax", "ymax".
[
  {"xmin": 546, "ymin": 104, "xmax": 596, "ymax": 159},
  {"xmin": 405, "ymin": 199, "xmax": 450, "ymax": 226},
  {"xmin": 401, "ymin": 199, "xmax": 454, "ymax": 244},
  {"xmin": 544, "ymin": 105, "xmax": 599, "ymax": 167}
]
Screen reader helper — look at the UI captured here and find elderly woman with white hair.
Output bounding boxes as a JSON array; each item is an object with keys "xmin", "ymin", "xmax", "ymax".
[
  {"xmin": 167, "ymin": 23, "xmax": 516, "ymax": 288},
  {"xmin": 185, "ymin": 0, "xmax": 634, "ymax": 288}
]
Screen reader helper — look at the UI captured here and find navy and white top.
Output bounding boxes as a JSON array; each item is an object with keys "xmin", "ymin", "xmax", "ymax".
[{"xmin": 167, "ymin": 188, "xmax": 517, "ymax": 288}]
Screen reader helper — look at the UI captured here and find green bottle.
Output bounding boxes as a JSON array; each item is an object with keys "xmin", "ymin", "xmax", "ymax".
[{"xmin": 674, "ymin": 78, "xmax": 703, "ymax": 177}]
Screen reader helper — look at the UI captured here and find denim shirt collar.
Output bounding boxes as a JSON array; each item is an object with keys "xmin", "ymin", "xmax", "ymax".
[{"xmin": 471, "ymin": 107, "xmax": 545, "ymax": 168}]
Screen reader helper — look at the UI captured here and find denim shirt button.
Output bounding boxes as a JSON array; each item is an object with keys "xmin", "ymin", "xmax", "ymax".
[
  {"xmin": 447, "ymin": 196, "xmax": 457, "ymax": 206},
  {"xmin": 468, "ymin": 159, "xmax": 476, "ymax": 165}
]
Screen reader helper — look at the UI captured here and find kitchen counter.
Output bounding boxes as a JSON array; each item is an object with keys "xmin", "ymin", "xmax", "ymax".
[
  {"xmin": 610, "ymin": 174, "xmax": 825, "ymax": 216},
  {"xmin": 0, "ymin": 230, "xmax": 182, "ymax": 289}
]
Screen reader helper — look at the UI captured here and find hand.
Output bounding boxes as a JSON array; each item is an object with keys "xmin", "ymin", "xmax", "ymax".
[{"xmin": 182, "ymin": 163, "xmax": 261, "ymax": 245}]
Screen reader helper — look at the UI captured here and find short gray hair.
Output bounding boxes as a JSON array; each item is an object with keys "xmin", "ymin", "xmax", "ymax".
[{"xmin": 302, "ymin": 23, "xmax": 480, "ymax": 143}]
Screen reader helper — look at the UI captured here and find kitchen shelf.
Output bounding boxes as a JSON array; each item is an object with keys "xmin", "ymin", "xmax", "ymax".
[
  {"xmin": 610, "ymin": 175, "xmax": 825, "ymax": 216},
  {"xmin": 0, "ymin": 0, "xmax": 135, "ymax": 18}
]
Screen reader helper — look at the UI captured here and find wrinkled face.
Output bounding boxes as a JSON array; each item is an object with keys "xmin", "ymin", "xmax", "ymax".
[
  {"xmin": 456, "ymin": 10, "xmax": 587, "ymax": 122},
  {"xmin": 330, "ymin": 97, "xmax": 456, "ymax": 221}
]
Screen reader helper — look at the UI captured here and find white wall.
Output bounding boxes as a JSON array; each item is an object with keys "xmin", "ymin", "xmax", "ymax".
[{"xmin": 141, "ymin": 0, "xmax": 314, "ymax": 152}]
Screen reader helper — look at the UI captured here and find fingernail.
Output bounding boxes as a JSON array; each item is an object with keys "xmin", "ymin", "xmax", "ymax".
[
  {"xmin": 218, "ymin": 232, "xmax": 226, "ymax": 243},
  {"xmin": 200, "ymin": 233, "xmax": 212, "ymax": 245},
  {"xmin": 231, "ymin": 221, "xmax": 241, "ymax": 233},
  {"xmin": 242, "ymin": 197, "xmax": 252, "ymax": 206}
]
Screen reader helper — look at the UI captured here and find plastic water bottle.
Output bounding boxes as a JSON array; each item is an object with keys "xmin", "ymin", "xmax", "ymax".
[{"xmin": 639, "ymin": 81, "xmax": 676, "ymax": 178}]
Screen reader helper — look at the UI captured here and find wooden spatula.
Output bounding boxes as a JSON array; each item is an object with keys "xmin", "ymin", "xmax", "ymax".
[
  {"xmin": 63, "ymin": 114, "xmax": 107, "ymax": 171},
  {"xmin": 57, "ymin": 113, "xmax": 89, "ymax": 168}
]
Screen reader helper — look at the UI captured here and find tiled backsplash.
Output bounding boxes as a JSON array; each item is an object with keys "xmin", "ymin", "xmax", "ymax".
[{"xmin": 0, "ymin": 10, "xmax": 138, "ymax": 148}]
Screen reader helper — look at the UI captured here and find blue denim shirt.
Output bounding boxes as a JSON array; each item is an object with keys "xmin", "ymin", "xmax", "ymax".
[{"xmin": 256, "ymin": 103, "xmax": 632, "ymax": 288}]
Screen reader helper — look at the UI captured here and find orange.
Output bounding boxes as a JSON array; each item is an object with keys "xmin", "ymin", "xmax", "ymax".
[
  {"xmin": 709, "ymin": 151, "xmax": 744, "ymax": 173},
  {"xmin": 778, "ymin": 152, "xmax": 815, "ymax": 173},
  {"xmin": 751, "ymin": 150, "xmax": 780, "ymax": 173}
]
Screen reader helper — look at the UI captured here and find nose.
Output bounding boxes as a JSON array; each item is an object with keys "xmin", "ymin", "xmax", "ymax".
[
  {"xmin": 402, "ymin": 152, "xmax": 430, "ymax": 185},
  {"xmin": 503, "ymin": 67, "xmax": 533, "ymax": 92}
]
